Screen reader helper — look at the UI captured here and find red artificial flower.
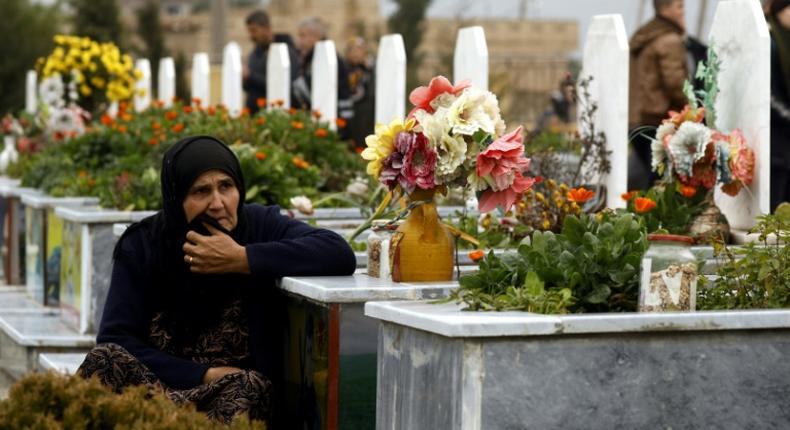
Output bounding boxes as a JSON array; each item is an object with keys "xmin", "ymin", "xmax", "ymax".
[{"xmin": 408, "ymin": 75, "xmax": 471, "ymax": 116}]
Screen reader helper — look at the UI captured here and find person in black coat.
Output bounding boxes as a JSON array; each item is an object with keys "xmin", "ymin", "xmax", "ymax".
[
  {"xmin": 77, "ymin": 136, "xmax": 356, "ymax": 424},
  {"xmin": 243, "ymin": 10, "xmax": 299, "ymax": 114},
  {"xmin": 767, "ymin": 0, "xmax": 790, "ymax": 210}
]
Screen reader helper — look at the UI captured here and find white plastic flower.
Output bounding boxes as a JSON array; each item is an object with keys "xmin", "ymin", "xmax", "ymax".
[
  {"xmin": 415, "ymin": 107, "xmax": 467, "ymax": 184},
  {"xmin": 345, "ymin": 178, "xmax": 369, "ymax": 200},
  {"xmin": 446, "ymin": 87, "xmax": 505, "ymax": 137},
  {"xmin": 667, "ymin": 122, "xmax": 712, "ymax": 177},
  {"xmin": 289, "ymin": 195, "xmax": 314, "ymax": 215},
  {"xmin": 39, "ymin": 75, "xmax": 65, "ymax": 109}
]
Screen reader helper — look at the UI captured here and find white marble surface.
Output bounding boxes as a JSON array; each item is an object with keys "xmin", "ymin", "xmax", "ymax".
[
  {"xmin": 365, "ymin": 300, "xmax": 790, "ymax": 338},
  {"xmin": 134, "ymin": 58, "xmax": 152, "ymax": 112},
  {"xmin": 375, "ymin": 34, "xmax": 406, "ymax": 124},
  {"xmin": 38, "ymin": 352, "xmax": 86, "ymax": 375},
  {"xmin": 267, "ymin": 43, "xmax": 291, "ymax": 109},
  {"xmin": 191, "ymin": 52, "xmax": 211, "ymax": 107},
  {"xmin": 580, "ymin": 14, "xmax": 629, "ymax": 209},
  {"xmin": 0, "ymin": 289, "xmax": 46, "ymax": 310},
  {"xmin": 454, "ymin": 26, "xmax": 488, "ymax": 90},
  {"xmin": 54, "ymin": 206, "xmax": 155, "ymax": 224},
  {"xmin": 157, "ymin": 57, "xmax": 176, "ymax": 107},
  {"xmin": 710, "ymin": 0, "xmax": 771, "ymax": 230},
  {"xmin": 20, "ymin": 194, "xmax": 99, "ymax": 209},
  {"xmin": 222, "ymin": 42, "xmax": 244, "ymax": 117},
  {"xmin": 278, "ymin": 272, "xmax": 459, "ymax": 303},
  {"xmin": 0, "ymin": 182, "xmax": 41, "ymax": 198},
  {"xmin": 26, "ymin": 70, "xmax": 37, "ymax": 114},
  {"xmin": 0, "ymin": 312, "xmax": 95, "ymax": 347}
]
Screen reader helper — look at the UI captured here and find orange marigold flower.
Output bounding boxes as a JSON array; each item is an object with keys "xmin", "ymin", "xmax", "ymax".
[
  {"xmin": 241, "ymin": 107, "xmax": 251, "ymax": 117},
  {"xmin": 336, "ymin": 118, "xmax": 347, "ymax": 128},
  {"xmin": 78, "ymin": 170, "xmax": 87, "ymax": 178},
  {"xmin": 256, "ymin": 98, "xmax": 266, "ymax": 108},
  {"xmin": 256, "ymin": 117, "xmax": 266, "ymax": 126},
  {"xmin": 634, "ymin": 197, "xmax": 657, "ymax": 213},
  {"xmin": 354, "ymin": 146, "xmax": 364, "ymax": 154},
  {"xmin": 567, "ymin": 187, "xmax": 595, "ymax": 203},
  {"xmin": 207, "ymin": 106, "xmax": 216, "ymax": 116},
  {"xmin": 314, "ymin": 128, "xmax": 328, "ymax": 138},
  {"xmin": 100, "ymin": 114, "xmax": 114, "ymax": 126},
  {"xmin": 117, "ymin": 125, "xmax": 127, "ymax": 134},
  {"xmin": 87, "ymin": 178, "xmax": 96, "ymax": 187},
  {"xmin": 621, "ymin": 190, "xmax": 638, "ymax": 201},
  {"xmin": 192, "ymin": 97, "xmax": 202, "ymax": 106},
  {"xmin": 121, "ymin": 113, "xmax": 133, "ymax": 122},
  {"xmin": 291, "ymin": 121, "xmax": 304, "ymax": 130},
  {"xmin": 292, "ymin": 157, "xmax": 310, "ymax": 169},
  {"xmin": 148, "ymin": 137, "xmax": 158, "ymax": 146},
  {"xmin": 165, "ymin": 111, "xmax": 177, "ymax": 121},
  {"xmin": 171, "ymin": 123, "xmax": 184, "ymax": 133},
  {"xmin": 151, "ymin": 121, "xmax": 161, "ymax": 130},
  {"xmin": 288, "ymin": 107, "xmax": 298, "ymax": 115},
  {"xmin": 273, "ymin": 99, "xmax": 285, "ymax": 107},
  {"xmin": 468, "ymin": 249, "xmax": 485, "ymax": 262},
  {"xmin": 312, "ymin": 110, "xmax": 322, "ymax": 119},
  {"xmin": 182, "ymin": 106, "xmax": 193, "ymax": 114},
  {"xmin": 679, "ymin": 185, "xmax": 697, "ymax": 198},
  {"xmin": 255, "ymin": 151, "xmax": 266, "ymax": 161}
]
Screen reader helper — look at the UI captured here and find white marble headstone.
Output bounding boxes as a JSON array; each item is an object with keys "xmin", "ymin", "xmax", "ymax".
[
  {"xmin": 134, "ymin": 58, "xmax": 152, "ymax": 112},
  {"xmin": 710, "ymin": 0, "xmax": 771, "ymax": 229},
  {"xmin": 267, "ymin": 42, "xmax": 291, "ymax": 109},
  {"xmin": 191, "ymin": 52, "xmax": 210, "ymax": 108},
  {"xmin": 222, "ymin": 42, "xmax": 244, "ymax": 117},
  {"xmin": 375, "ymin": 34, "xmax": 406, "ymax": 124},
  {"xmin": 157, "ymin": 57, "xmax": 176, "ymax": 107},
  {"xmin": 25, "ymin": 70, "xmax": 37, "ymax": 114},
  {"xmin": 454, "ymin": 26, "xmax": 488, "ymax": 90},
  {"xmin": 312, "ymin": 40, "xmax": 338, "ymax": 130},
  {"xmin": 579, "ymin": 14, "xmax": 630, "ymax": 209}
]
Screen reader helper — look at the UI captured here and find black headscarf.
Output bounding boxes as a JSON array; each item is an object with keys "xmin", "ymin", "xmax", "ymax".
[{"xmin": 115, "ymin": 135, "xmax": 252, "ymax": 337}]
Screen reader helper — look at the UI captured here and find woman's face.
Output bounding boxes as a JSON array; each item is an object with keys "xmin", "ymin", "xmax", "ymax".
[{"xmin": 182, "ymin": 169, "xmax": 239, "ymax": 230}]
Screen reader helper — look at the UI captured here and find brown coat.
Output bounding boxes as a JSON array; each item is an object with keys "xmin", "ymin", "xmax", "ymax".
[{"xmin": 629, "ymin": 17, "xmax": 688, "ymax": 128}]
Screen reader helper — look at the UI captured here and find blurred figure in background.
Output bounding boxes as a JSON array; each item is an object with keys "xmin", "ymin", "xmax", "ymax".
[
  {"xmin": 243, "ymin": 10, "xmax": 299, "ymax": 114},
  {"xmin": 628, "ymin": 0, "xmax": 688, "ymax": 190},
  {"xmin": 344, "ymin": 37, "xmax": 374, "ymax": 149},
  {"xmin": 292, "ymin": 17, "xmax": 353, "ymax": 139},
  {"xmin": 766, "ymin": 0, "xmax": 790, "ymax": 210}
]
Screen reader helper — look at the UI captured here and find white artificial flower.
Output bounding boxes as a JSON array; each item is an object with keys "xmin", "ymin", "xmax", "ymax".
[
  {"xmin": 345, "ymin": 178, "xmax": 369, "ymax": 200},
  {"xmin": 667, "ymin": 122, "xmax": 712, "ymax": 177},
  {"xmin": 655, "ymin": 122, "xmax": 675, "ymax": 143},
  {"xmin": 39, "ymin": 75, "xmax": 65, "ymax": 109},
  {"xmin": 415, "ymin": 108, "xmax": 467, "ymax": 184},
  {"xmin": 47, "ymin": 106, "xmax": 86, "ymax": 136},
  {"xmin": 446, "ymin": 87, "xmax": 505, "ymax": 137},
  {"xmin": 290, "ymin": 195, "xmax": 314, "ymax": 215}
]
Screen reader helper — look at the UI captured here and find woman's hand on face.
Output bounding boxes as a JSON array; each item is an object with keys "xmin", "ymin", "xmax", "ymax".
[
  {"xmin": 183, "ymin": 222, "xmax": 250, "ymax": 274},
  {"xmin": 202, "ymin": 366, "xmax": 243, "ymax": 384}
]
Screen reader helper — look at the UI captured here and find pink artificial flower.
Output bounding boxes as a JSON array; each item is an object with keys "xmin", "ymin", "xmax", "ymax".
[
  {"xmin": 728, "ymin": 129, "xmax": 755, "ymax": 186},
  {"xmin": 408, "ymin": 75, "xmax": 471, "ymax": 117},
  {"xmin": 379, "ymin": 131, "xmax": 437, "ymax": 193},
  {"xmin": 401, "ymin": 132, "xmax": 437, "ymax": 192},
  {"xmin": 478, "ymin": 172, "xmax": 537, "ymax": 213},
  {"xmin": 476, "ymin": 126, "xmax": 530, "ymax": 191}
]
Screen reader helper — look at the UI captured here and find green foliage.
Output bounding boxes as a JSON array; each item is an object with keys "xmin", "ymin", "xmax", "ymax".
[
  {"xmin": 10, "ymin": 103, "xmax": 362, "ymax": 210},
  {"xmin": 0, "ymin": 371, "xmax": 265, "ymax": 429},
  {"xmin": 0, "ymin": 0, "xmax": 61, "ymax": 114},
  {"xmin": 694, "ymin": 43, "xmax": 721, "ymax": 129},
  {"xmin": 451, "ymin": 212, "xmax": 648, "ymax": 314},
  {"xmin": 698, "ymin": 212, "xmax": 790, "ymax": 310},
  {"xmin": 623, "ymin": 181, "xmax": 707, "ymax": 234},
  {"xmin": 69, "ymin": 0, "xmax": 124, "ymax": 48}
]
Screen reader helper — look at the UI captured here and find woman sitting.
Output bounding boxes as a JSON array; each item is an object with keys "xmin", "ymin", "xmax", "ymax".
[{"xmin": 78, "ymin": 136, "xmax": 357, "ymax": 424}]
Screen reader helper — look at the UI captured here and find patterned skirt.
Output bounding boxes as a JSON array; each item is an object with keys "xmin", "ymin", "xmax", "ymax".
[{"xmin": 77, "ymin": 343, "xmax": 271, "ymax": 423}]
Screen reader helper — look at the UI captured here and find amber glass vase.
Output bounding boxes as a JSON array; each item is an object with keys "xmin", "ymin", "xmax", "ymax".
[{"xmin": 390, "ymin": 188, "xmax": 454, "ymax": 282}]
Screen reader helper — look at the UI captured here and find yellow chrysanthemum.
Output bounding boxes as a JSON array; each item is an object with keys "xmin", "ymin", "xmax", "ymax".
[{"xmin": 360, "ymin": 118, "xmax": 415, "ymax": 177}]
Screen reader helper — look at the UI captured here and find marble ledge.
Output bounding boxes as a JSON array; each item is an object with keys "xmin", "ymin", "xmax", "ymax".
[
  {"xmin": 20, "ymin": 194, "xmax": 99, "ymax": 209},
  {"xmin": 0, "ymin": 183, "xmax": 42, "ymax": 198},
  {"xmin": 0, "ymin": 290, "xmax": 47, "ymax": 310},
  {"xmin": 0, "ymin": 312, "xmax": 95, "ymax": 347},
  {"xmin": 55, "ymin": 206, "xmax": 156, "ymax": 224},
  {"xmin": 278, "ymin": 272, "xmax": 459, "ymax": 304},
  {"xmin": 39, "ymin": 352, "xmax": 86, "ymax": 375},
  {"xmin": 364, "ymin": 301, "xmax": 790, "ymax": 338}
]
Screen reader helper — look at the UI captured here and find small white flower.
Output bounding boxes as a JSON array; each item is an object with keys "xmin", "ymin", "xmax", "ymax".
[
  {"xmin": 39, "ymin": 75, "xmax": 65, "ymax": 108},
  {"xmin": 345, "ymin": 178, "xmax": 369, "ymax": 200},
  {"xmin": 667, "ymin": 122, "xmax": 712, "ymax": 177},
  {"xmin": 446, "ymin": 87, "xmax": 505, "ymax": 137},
  {"xmin": 290, "ymin": 195, "xmax": 314, "ymax": 215},
  {"xmin": 415, "ymin": 107, "xmax": 467, "ymax": 184}
]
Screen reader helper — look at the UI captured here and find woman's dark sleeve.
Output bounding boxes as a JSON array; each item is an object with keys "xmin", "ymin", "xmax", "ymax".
[
  {"xmin": 244, "ymin": 205, "xmax": 357, "ymax": 278},
  {"xmin": 96, "ymin": 233, "xmax": 209, "ymax": 390}
]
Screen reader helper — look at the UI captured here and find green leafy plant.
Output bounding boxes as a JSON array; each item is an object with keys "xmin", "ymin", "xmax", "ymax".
[
  {"xmin": 450, "ymin": 211, "xmax": 647, "ymax": 314},
  {"xmin": 698, "ymin": 210, "xmax": 790, "ymax": 310},
  {"xmin": 0, "ymin": 371, "xmax": 265, "ymax": 429},
  {"xmin": 622, "ymin": 181, "xmax": 707, "ymax": 234}
]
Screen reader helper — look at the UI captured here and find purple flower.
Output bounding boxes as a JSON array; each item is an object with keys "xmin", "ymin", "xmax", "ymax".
[{"xmin": 378, "ymin": 131, "xmax": 438, "ymax": 193}]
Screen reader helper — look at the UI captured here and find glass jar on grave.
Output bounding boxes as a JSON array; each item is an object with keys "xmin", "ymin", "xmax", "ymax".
[
  {"xmin": 367, "ymin": 219, "xmax": 398, "ymax": 279},
  {"xmin": 639, "ymin": 234, "xmax": 698, "ymax": 312}
]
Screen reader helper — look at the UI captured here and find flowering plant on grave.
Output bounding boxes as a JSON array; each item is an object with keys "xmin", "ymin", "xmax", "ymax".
[
  {"xmin": 361, "ymin": 75, "xmax": 539, "ymax": 213},
  {"xmin": 34, "ymin": 35, "xmax": 140, "ymax": 139}
]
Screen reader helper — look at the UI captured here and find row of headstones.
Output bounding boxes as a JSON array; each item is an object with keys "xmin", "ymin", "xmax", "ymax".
[{"xmin": 21, "ymin": 0, "xmax": 768, "ymax": 230}]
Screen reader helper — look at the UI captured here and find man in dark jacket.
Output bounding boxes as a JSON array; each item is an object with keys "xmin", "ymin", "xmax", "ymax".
[
  {"xmin": 292, "ymin": 17, "xmax": 353, "ymax": 139},
  {"xmin": 243, "ymin": 10, "xmax": 299, "ymax": 114},
  {"xmin": 628, "ymin": 0, "xmax": 688, "ymax": 189}
]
